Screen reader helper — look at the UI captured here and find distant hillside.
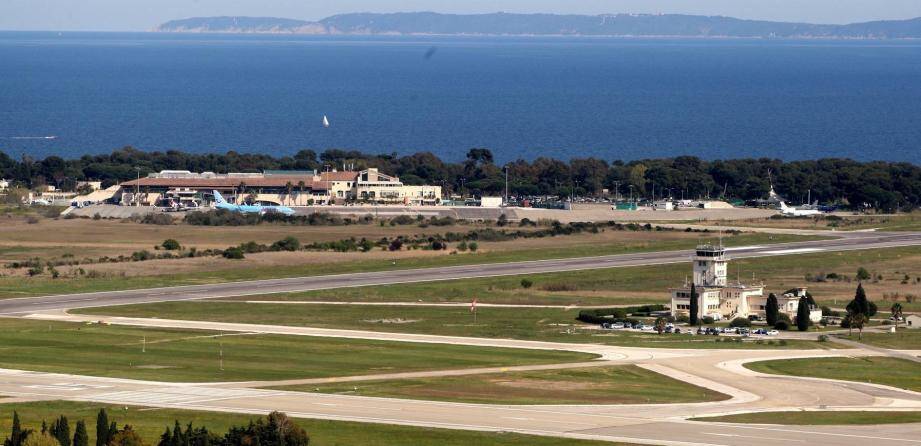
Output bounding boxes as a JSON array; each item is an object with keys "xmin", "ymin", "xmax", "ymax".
[{"xmin": 155, "ymin": 12, "xmax": 921, "ymax": 38}]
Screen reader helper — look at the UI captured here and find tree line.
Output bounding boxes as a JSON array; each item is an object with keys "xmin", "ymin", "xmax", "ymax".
[
  {"xmin": 2, "ymin": 410, "xmax": 309, "ymax": 446},
  {"xmin": 2, "ymin": 147, "xmax": 919, "ymax": 211}
]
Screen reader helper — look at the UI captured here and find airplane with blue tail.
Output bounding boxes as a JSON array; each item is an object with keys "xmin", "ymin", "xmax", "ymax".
[{"xmin": 212, "ymin": 190, "xmax": 296, "ymax": 216}]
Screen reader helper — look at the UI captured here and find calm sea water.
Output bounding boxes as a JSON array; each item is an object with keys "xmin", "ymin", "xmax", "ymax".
[{"xmin": 1, "ymin": 32, "xmax": 920, "ymax": 162}]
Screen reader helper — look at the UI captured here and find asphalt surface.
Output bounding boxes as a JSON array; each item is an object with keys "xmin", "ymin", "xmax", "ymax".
[
  {"xmin": 2, "ymin": 230, "xmax": 921, "ymax": 445},
  {"xmin": 2, "ymin": 231, "xmax": 920, "ymax": 315}
]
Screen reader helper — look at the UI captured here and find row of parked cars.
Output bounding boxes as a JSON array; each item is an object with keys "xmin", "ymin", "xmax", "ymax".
[
  {"xmin": 601, "ymin": 322, "xmax": 684, "ymax": 333},
  {"xmin": 697, "ymin": 327, "xmax": 779, "ymax": 336}
]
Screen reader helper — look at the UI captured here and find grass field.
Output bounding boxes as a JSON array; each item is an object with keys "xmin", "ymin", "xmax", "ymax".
[
  {"xmin": 0, "ymin": 319, "xmax": 594, "ymax": 382},
  {"xmin": 214, "ymin": 246, "xmax": 921, "ymax": 311},
  {"xmin": 745, "ymin": 357, "xmax": 921, "ymax": 392},
  {"xmin": 0, "ymin": 401, "xmax": 627, "ymax": 446},
  {"xmin": 691, "ymin": 411, "xmax": 921, "ymax": 425},
  {"xmin": 269, "ymin": 365, "xmax": 729, "ymax": 405},
  {"xmin": 0, "ymin": 228, "xmax": 814, "ymax": 298},
  {"xmin": 76, "ymin": 301, "xmax": 829, "ymax": 350},
  {"xmin": 719, "ymin": 212, "xmax": 921, "ymax": 232},
  {"xmin": 834, "ymin": 330, "xmax": 921, "ymax": 349}
]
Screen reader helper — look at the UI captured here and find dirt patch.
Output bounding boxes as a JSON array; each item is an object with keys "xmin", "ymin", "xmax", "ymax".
[
  {"xmin": 362, "ymin": 318, "xmax": 421, "ymax": 324},
  {"xmin": 490, "ymin": 378, "xmax": 602, "ymax": 391}
]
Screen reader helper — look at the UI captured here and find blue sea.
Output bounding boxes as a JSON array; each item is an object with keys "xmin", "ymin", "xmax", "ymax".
[{"xmin": 1, "ymin": 31, "xmax": 921, "ymax": 162}]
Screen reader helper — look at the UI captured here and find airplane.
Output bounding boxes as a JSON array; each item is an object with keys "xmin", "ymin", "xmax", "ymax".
[
  {"xmin": 778, "ymin": 201, "xmax": 822, "ymax": 217},
  {"xmin": 212, "ymin": 190, "xmax": 296, "ymax": 216}
]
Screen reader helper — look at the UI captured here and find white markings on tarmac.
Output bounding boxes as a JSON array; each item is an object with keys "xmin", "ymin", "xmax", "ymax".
[
  {"xmin": 704, "ymin": 432, "xmax": 804, "ymax": 442},
  {"xmin": 87, "ymin": 387, "xmax": 287, "ymax": 405},
  {"xmin": 761, "ymin": 248, "xmax": 824, "ymax": 255}
]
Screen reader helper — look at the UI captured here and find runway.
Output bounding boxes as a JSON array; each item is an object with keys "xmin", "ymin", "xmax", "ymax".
[
  {"xmin": 2, "ymin": 230, "xmax": 920, "ymax": 315},
  {"xmin": 2, "ymin": 230, "xmax": 920, "ymax": 445}
]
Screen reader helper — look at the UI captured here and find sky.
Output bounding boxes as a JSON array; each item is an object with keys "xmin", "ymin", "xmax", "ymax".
[{"xmin": 2, "ymin": 0, "xmax": 921, "ymax": 31}]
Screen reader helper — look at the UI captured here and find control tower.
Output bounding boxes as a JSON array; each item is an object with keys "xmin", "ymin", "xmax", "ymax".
[{"xmin": 692, "ymin": 243, "xmax": 728, "ymax": 287}]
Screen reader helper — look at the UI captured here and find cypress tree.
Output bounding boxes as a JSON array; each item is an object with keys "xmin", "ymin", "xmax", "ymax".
[
  {"xmin": 51, "ymin": 416, "xmax": 71, "ymax": 446},
  {"xmin": 689, "ymin": 283, "xmax": 699, "ymax": 326},
  {"xmin": 108, "ymin": 422, "xmax": 118, "ymax": 444},
  {"xmin": 73, "ymin": 421, "xmax": 89, "ymax": 446},
  {"xmin": 95, "ymin": 410, "xmax": 109, "ymax": 446},
  {"xmin": 765, "ymin": 293, "xmax": 779, "ymax": 326},
  {"xmin": 796, "ymin": 297, "xmax": 810, "ymax": 331},
  {"xmin": 4, "ymin": 411, "xmax": 30, "ymax": 446}
]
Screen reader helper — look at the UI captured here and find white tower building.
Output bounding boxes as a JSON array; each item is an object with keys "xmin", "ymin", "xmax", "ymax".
[{"xmin": 692, "ymin": 243, "xmax": 728, "ymax": 287}]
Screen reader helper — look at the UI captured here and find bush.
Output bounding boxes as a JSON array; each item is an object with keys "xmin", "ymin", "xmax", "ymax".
[
  {"xmin": 271, "ymin": 236, "xmax": 301, "ymax": 252},
  {"xmin": 161, "ymin": 239, "xmax": 181, "ymax": 250},
  {"xmin": 520, "ymin": 279, "xmax": 533, "ymax": 289},
  {"xmin": 729, "ymin": 317, "xmax": 752, "ymax": 328},
  {"xmin": 222, "ymin": 247, "xmax": 245, "ymax": 259},
  {"xmin": 541, "ymin": 283, "xmax": 576, "ymax": 292},
  {"xmin": 856, "ymin": 267, "xmax": 871, "ymax": 281},
  {"xmin": 701, "ymin": 316, "xmax": 715, "ymax": 325},
  {"xmin": 457, "ymin": 241, "xmax": 468, "ymax": 251},
  {"xmin": 818, "ymin": 334, "xmax": 829, "ymax": 342},
  {"xmin": 774, "ymin": 321, "xmax": 790, "ymax": 331},
  {"xmin": 389, "ymin": 215, "xmax": 416, "ymax": 226},
  {"xmin": 140, "ymin": 213, "xmax": 175, "ymax": 225},
  {"xmin": 468, "ymin": 242, "xmax": 478, "ymax": 252},
  {"xmin": 676, "ymin": 315, "xmax": 690, "ymax": 323}
]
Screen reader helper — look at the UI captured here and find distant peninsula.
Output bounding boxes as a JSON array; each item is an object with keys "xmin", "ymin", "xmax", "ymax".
[{"xmin": 154, "ymin": 12, "xmax": 921, "ymax": 39}]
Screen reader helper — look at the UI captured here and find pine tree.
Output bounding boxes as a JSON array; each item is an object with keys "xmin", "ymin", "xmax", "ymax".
[
  {"xmin": 847, "ymin": 283, "xmax": 870, "ymax": 316},
  {"xmin": 73, "ymin": 421, "xmax": 88, "ymax": 446},
  {"xmin": 95, "ymin": 410, "xmax": 109, "ymax": 446},
  {"xmin": 689, "ymin": 283, "xmax": 699, "ymax": 326},
  {"xmin": 796, "ymin": 297, "xmax": 810, "ymax": 331},
  {"xmin": 765, "ymin": 293, "xmax": 779, "ymax": 327}
]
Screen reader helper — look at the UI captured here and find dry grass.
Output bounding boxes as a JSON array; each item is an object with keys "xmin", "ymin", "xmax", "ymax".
[{"xmin": 0, "ymin": 215, "xmax": 709, "ymax": 278}]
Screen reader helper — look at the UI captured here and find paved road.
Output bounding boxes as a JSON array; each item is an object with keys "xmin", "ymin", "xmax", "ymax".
[{"xmin": 2, "ymin": 231, "xmax": 920, "ymax": 315}]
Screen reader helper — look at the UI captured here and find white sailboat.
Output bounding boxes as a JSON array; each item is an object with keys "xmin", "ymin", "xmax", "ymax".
[{"xmin": 322, "ymin": 115, "xmax": 330, "ymax": 128}]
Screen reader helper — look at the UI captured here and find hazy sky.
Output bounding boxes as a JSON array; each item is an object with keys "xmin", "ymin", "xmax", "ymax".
[{"xmin": 3, "ymin": 0, "xmax": 921, "ymax": 31}]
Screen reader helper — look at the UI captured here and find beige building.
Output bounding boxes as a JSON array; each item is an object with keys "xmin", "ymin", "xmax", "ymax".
[
  {"xmin": 119, "ymin": 168, "xmax": 441, "ymax": 207},
  {"xmin": 670, "ymin": 243, "xmax": 821, "ymax": 323}
]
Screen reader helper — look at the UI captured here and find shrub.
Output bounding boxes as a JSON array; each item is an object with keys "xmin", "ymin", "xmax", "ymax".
[
  {"xmin": 729, "ymin": 317, "xmax": 752, "ymax": 328},
  {"xmin": 774, "ymin": 321, "xmax": 790, "ymax": 331},
  {"xmin": 222, "ymin": 247, "xmax": 245, "ymax": 259},
  {"xmin": 541, "ymin": 283, "xmax": 576, "ymax": 292},
  {"xmin": 457, "ymin": 241, "xmax": 468, "ymax": 251},
  {"xmin": 26, "ymin": 216, "xmax": 40, "ymax": 224},
  {"xmin": 468, "ymin": 242, "xmax": 478, "ymax": 252},
  {"xmin": 131, "ymin": 250, "xmax": 152, "ymax": 261},
  {"xmin": 388, "ymin": 239, "xmax": 403, "ymax": 251},
  {"xmin": 161, "ymin": 239, "xmax": 181, "ymax": 250},
  {"xmin": 389, "ymin": 215, "xmax": 415, "ymax": 226},
  {"xmin": 818, "ymin": 334, "xmax": 829, "ymax": 342},
  {"xmin": 701, "ymin": 316, "xmax": 715, "ymax": 325},
  {"xmin": 856, "ymin": 267, "xmax": 871, "ymax": 281},
  {"xmin": 140, "ymin": 213, "xmax": 175, "ymax": 225},
  {"xmin": 676, "ymin": 315, "xmax": 690, "ymax": 323},
  {"xmin": 520, "ymin": 279, "xmax": 533, "ymax": 289},
  {"xmin": 271, "ymin": 236, "xmax": 301, "ymax": 252}
]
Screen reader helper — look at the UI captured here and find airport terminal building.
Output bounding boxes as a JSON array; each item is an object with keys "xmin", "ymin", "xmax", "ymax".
[{"xmin": 118, "ymin": 168, "xmax": 441, "ymax": 207}]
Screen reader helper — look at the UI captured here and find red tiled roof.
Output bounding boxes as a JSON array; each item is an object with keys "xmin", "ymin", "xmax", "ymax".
[
  {"xmin": 319, "ymin": 171, "xmax": 359, "ymax": 181},
  {"xmin": 120, "ymin": 177, "xmax": 330, "ymax": 190}
]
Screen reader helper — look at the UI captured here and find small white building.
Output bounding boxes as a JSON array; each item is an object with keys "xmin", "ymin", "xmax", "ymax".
[
  {"xmin": 670, "ymin": 243, "xmax": 821, "ymax": 323},
  {"xmin": 906, "ymin": 314, "xmax": 921, "ymax": 329}
]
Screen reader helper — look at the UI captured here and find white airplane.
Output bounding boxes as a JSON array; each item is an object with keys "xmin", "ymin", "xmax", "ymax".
[{"xmin": 778, "ymin": 201, "xmax": 822, "ymax": 217}]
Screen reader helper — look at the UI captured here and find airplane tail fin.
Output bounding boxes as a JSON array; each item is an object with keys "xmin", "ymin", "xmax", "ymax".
[{"xmin": 213, "ymin": 190, "xmax": 226, "ymax": 204}]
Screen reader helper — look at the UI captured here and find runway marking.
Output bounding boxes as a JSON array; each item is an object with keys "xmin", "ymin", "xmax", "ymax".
[
  {"xmin": 761, "ymin": 248, "xmax": 824, "ymax": 255},
  {"xmin": 704, "ymin": 432, "xmax": 804, "ymax": 442}
]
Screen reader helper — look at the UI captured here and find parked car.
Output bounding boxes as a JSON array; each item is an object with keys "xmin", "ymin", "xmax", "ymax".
[
  {"xmin": 767, "ymin": 330, "xmax": 780, "ymax": 336},
  {"xmin": 612, "ymin": 322, "xmax": 625, "ymax": 329}
]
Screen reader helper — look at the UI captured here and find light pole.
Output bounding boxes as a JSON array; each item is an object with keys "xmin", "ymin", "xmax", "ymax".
[
  {"xmin": 134, "ymin": 167, "xmax": 141, "ymax": 206},
  {"xmin": 504, "ymin": 165, "xmax": 509, "ymax": 205}
]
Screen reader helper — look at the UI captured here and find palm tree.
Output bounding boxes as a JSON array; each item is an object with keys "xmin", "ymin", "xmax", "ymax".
[
  {"xmin": 891, "ymin": 303, "xmax": 904, "ymax": 330},
  {"xmin": 285, "ymin": 181, "xmax": 294, "ymax": 206},
  {"xmin": 297, "ymin": 180, "xmax": 306, "ymax": 206}
]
